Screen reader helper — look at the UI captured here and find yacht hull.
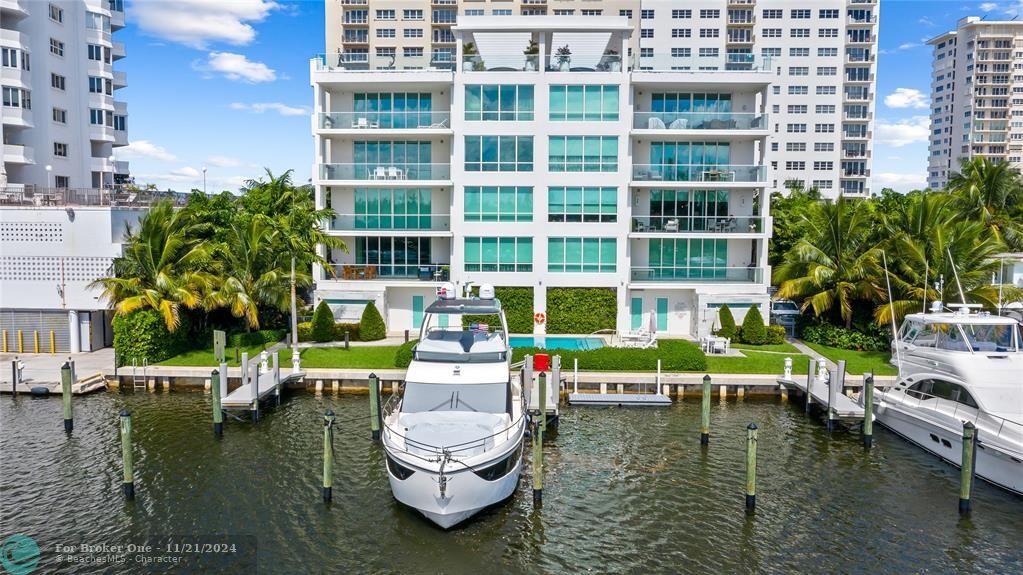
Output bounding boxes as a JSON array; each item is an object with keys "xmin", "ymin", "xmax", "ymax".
[
  {"xmin": 387, "ymin": 457, "xmax": 522, "ymax": 529},
  {"xmin": 875, "ymin": 403, "xmax": 1023, "ymax": 495}
]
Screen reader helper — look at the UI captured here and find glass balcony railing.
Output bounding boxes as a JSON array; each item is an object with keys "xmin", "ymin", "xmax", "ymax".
[
  {"xmin": 630, "ymin": 267, "xmax": 765, "ymax": 283},
  {"xmin": 544, "ymin": 54, "xmax": 624, "ymax": 72},
  {"xmin": 319, "ymin": 164, "xmax": 451, "ymax": 181},
  {"xmin": 326, "ymin": 263, "xmax": 450, "ymax": 281},
  {"xmin": 631, "ymin": 216, "xmax": 764, "ymax": 234},
  {"xmin": 633, "ymin": 53, "xmax": 773, "ymax": 72},
  {"xmin": 633, "ymin": 112, "xmax": 767, "ymax": 131},
  {"xmin": 313, "ymin": 53, "xmax": 454, "ymax": 72},
  {"xmin": 319, "ymin": 112, "xmax": 450, "ymax": 130},
  {"xmin": 328, "ymin": 214, "xmax": 450, "ymax": 232},
  {"xmin": 631, "ymin": 164, "xmax": 766, "ymax": 183},
  {"xmin": 462, "ymin": 54, "xmax": 540, "ymax": 72}
]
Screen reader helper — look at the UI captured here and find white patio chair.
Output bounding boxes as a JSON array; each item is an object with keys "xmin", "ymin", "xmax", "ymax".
[
  {"xmin": 648, "ymin": 117, "xmax": 666, "ymax": 130},
  {"xmin": 664, "ymin": 219, "xmax": 679, "ymax": 233},
  {"xmin": 387, "ymin": 166, "xmax": 401, "ymax": 180},
  {"xmin": 669, "ymin": 118, "xmax": 689, "ymax": 129},
  {"xmin": 372, "ymin": 167, "xmax": 386, "ymax": 180},
  {"xmin": 354, "ymin": 117, "xmax": 369, "ymax": 129},
  {"xmin": 712, "ymin": 338, "xmax": 726, "ymax": 355}
]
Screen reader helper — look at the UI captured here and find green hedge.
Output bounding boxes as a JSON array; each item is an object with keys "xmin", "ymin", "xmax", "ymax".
[
  {"xmin": 802, "ymin": 323, "xmax": 889, "ymax": 352},
  {"xmin": 395, "ymin": 339, "xmax": 419, "ymax": 368},
  {"xmin": 311, "ymin": 301, "xmax": 335, "ymax": 342},
  {"xmin": 359, "ymin": 302, "xmax": 386, "ymax": 341},
  {"xmin": 546, "ymin": 288, "xmax": 616, "ymax": 334},
  {"xmin": 511, "ymin": 339, "xmax": 706, "ymax": 372},
  {"xmin": 227, "ymin": 329, "xmax": 285, "ymax": 348},
  {"xmin": 297, "ymin": 321, "xmax": 360, "ymax": 342},
  {"xmin": 113, "ymin": 309, "xmax": 193, "ymax": 365},
  {"xmin": 741, "ymin": 305, "xmax": 768, "ymax": 345},
  {"xmin": 463, "ymin": 287, "xmax": 533, "ymax": 333},
  {"xmin": 766, "ymin": 325, "xmax": 786, "ymax": 345},
  {"xmin": 716, "ymin": 304, "xmax": 737, "ymax": 340}
]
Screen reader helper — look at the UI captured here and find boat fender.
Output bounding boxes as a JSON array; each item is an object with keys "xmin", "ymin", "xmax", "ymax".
[{"xmin": 30, "ymin": 387, "xmax": 51, "ymax": 397}]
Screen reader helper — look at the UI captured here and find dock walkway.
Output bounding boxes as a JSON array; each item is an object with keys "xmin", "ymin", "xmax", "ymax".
[
  {"xmin": 777, "ymin": 360, "xmax": 864, "ymax": 422},
  {"xmin": 218, "ymin": 351, "xmax": 304, "ymax": 418}
]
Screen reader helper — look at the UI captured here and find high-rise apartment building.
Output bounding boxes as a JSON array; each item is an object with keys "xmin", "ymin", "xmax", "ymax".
[
  {"xmin": 927, "ymin": 16, "xmax": 1023, "ymax": 190},
  {"xmin": 1, "ymin": 0, "xmax": 130, "ymax": 191},
  {"xmin": 324, "ymin": 0, "xmax": 878, "ymax": 198}
]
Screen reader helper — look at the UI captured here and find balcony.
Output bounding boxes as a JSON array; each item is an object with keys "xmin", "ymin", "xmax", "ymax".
[
  {"xmin": 633, "ymin": 112, "xmax": 768, "ymax": 132},
  {"xmin": 631, "ymin": 164, "xmax": 766, "ymax": 184},
  {"xmin": 462, "ymin": 54, "xmax": 541, "ymax": 72},
  {"xmin": 89, "ymin": 124, "xmax": 116, "ymax": 142},
  {"xmin": 112, "ymin": 41, "xmax": 126, "ymax": 60},
  {"xmin": 847, "ymin": 14, "xmax": 877, "ymax": 25},
  {"xmin": 318, "ymin": 163, "xmax": 451, "ymax": 183},
  {"xmin": 630, "ymin": 216, "xmax": 765, "ymax": 235},
  {"xmin": 0, "ymin": 0, "xmax": 30, "ymax": 19},
  {"xmin": 3, "ymin": 144, "xmax": 34, "ymax": 164},
  {"xmin": 0, "ymin": 187, "xmax": 184, "ymax": 208},
  {"xmin": 630, "ymin": 267, "xmax": 765, "ymax": 284},
  {"xmin": 312, "ymin": 54, "xmax": 454, "ymax": 75},
  {"xmin": 318, "ymin": 111, "xmax": 450, "ymax": 131},
  {"xmin": 544, "ymin": 53, "xmax": 624, "ymax": 73},
  {"xmin": 633, "ymin": 53, "xmax": 773, "ymax": 73},
  {"xmin": 325, "ymin": 263, "xmax": 449, "ymax": 282},
  {"xmin": 113, "ymin": 70, "xmax": 127, "ymax": 89},
  {"xmin": 328, "ymin": 213, "xmax": 451, "ymax": 234}
]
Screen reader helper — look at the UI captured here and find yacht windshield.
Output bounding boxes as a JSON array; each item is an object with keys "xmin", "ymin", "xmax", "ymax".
[
  {"xmin": 402, "ymin": 382, "xmax": 507, "ymax": 414},
  {"xmin": 961, "ymin": 323, "xmax": 1019, "ymax": 352}
]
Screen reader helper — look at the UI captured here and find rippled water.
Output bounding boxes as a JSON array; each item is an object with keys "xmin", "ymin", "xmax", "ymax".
[{"xmin": 1, "ymin": 391, "xmax": 1021, "ymax": 574}]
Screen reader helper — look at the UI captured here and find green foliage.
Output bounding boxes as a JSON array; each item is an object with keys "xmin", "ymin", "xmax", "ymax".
[
  {"xmin": 545, "ymin": 288, "xmax": 616, "ymax": 334},
  {"xmin": 395, "ymin": 339, "xmax": 419, "ymax": 368},
  {"xmin": 802, "ymin": 322, "xmax": 889, "ymax": 352},
  {"xmin": 511, "ymin": 339, "xmax": 706, "ymax": 372},
  {"xmin": 740, "ymin": 306, "xmax": 767, "ymax": 345},
  {"xmin": 310, "ymin": 301, "xmax": 335, "ymax": 342},
  {"xmin": 297, "ymin": 321, "xmax": 359, "ymax": 342},
  {"xmin": 359, "ymin": 302, "xmax": 386, "ymax": 341},
  {"xmin": 227, "ymin": 329, "xmax": 285, "ymax": 348},
  {"xmin": 768, "ymin": 186, "xmax": 822, "ymax": 266},
  {"xmin": 113, "ymin": 309, "xmax": 192, "ymax": 365},
  {"xmin": 716, "ymin": 305, "xmax": 737, "ymax": 340},
  {"xmin": 766, "ymin": 325, "xmax": 787, "ymax": 345},
  {"xmin": 462, "ymin": 287, "xmax": 533, "ymax": 333}
]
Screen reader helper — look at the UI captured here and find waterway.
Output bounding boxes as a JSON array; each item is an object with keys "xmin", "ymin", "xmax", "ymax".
[{"xmin": 1, "ymin": 391, "xmax": 1021, "ymax": 574}]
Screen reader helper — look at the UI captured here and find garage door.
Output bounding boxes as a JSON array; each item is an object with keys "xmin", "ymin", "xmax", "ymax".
[{"xmin": 0, "ymin": 310, "xmax": 70, "ymax": 353}]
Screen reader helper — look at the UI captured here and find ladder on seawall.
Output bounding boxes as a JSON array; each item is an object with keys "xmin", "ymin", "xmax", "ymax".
[{"xmin": 131, "ymin": 359, "xmax": 147, "ymax": 390}]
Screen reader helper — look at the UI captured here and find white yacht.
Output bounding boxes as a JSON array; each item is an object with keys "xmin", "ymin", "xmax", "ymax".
[
  {"xmin": 381, "ymin": 284, "xmax": 525, "ymax": 528},
  {"xmin": 866, "ymin": 303, "xmax": 1023, "ymax": 494}
]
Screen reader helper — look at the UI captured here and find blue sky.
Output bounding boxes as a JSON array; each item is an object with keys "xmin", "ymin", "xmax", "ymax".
[{"xmin": 118, "ymin": 0, "xmax": 1018, "ymax": 193}]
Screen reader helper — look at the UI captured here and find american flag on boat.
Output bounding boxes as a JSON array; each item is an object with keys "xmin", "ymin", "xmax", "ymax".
[{"xmin": 471, "ymin": 323, "xmax": 489, "ymax": 334}]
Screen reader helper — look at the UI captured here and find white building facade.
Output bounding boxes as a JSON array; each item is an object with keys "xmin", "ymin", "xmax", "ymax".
[
  {"xmin": 311, "ymin": 15, "xmax": 774, "ymax": 337},
  {"xmin": 927, "ymin": 17, "xmax": 1023, "ymax": 190},
  {"xmin": 2, "ymin": 0, "xmax": 129, "ymax": 191}
]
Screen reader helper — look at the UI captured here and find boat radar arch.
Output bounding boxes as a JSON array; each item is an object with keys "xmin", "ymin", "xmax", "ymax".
[{"xmin": 479, "ymin": 284, "xmax": 495, "ymax": 300}]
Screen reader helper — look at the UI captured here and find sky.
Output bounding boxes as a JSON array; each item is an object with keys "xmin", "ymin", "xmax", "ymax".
[{"xmin": 116, "ymin": 0, "xmax": 1023, "ymax": 194}]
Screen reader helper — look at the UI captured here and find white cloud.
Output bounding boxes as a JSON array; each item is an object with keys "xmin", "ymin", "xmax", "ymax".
[
  {"xmin": 117, "ymin": 140, "xmax": 177, "ymax": 162},
  {"xmin": 918, "ymin": 16, "xmax": 935, "ymax": 26},
  {"xmin": 169, "ymin": 167, "xmax": 201, "ymax": 179},
  {"xmin": 980, "ymin": 3, "xmax": 1000, "ymax": 12},
  {"xmin": 131, "ymin": 0, "xmax": 278, "ymax": 49},
  {"xmin": 206, "ymin": 155, "xmax": 242, "ymax": 168},
  {"xmin": 875, "ymin": 116, "xmax": 930, "ymax": 147},
  {"xmin": 874, "ymin": 173, "xmax": 927, "ymax": 192},
  {"xmin": 897, "ymin": 42, "xmax": 920, "ymax": 51},
  {"xmin": 199, "ymin": 52, "xmax": 277, "ymax": 83},
  {"xmin": 884, "ymin": 88, "xmax": 929, "ymax": 110},
  {"xmin": 229, "ymin": 102, "xmax": 310, "ymax": 116}
]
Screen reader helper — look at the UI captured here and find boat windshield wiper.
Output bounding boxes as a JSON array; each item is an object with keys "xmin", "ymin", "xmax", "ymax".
[
  {"xmin": 427, "ymin": 393, "xmax": 456, "ymax": 412},
  {"xmin": 454, "ymin": 392, "xmax": 479, "ymax": 412}
]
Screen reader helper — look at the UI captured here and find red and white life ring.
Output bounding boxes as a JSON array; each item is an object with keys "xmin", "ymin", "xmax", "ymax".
[{"xmin": 534, "ymin": 312, "xmax": 546, "ymax": 324}]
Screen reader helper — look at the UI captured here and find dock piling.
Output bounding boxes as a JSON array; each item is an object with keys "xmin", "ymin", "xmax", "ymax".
[
  {"xmin": 805, "ymin": 358, "xmax": 817, "ymax": 413},
  {"xmin": 552, "ymin": 355, "xmax": 561, "ymax": 406},
  {"xmin": 61, "ymin": 362, "xmax": 73, "ymax": 433},
  {"xmin": 211, "ymin": 369, "xmax": 224, "ymax": 437},
  {"xmin": 120, "ymin": 410, "xmax": 134, "ymax": 499},
  {"xmin": 959, "ymin": 421, "xmax": 977, "ymax": 515},
  {"xmin": 11, "ymin": 359, "xmax": 19, "ymax": 397},
  {"xmin": 369, "ymin": 372, "xmax": 381, "ymax": 441},
  {"xmin": 532, "ymin": 420, "xmax": 543, "ymax": 508},
  {"xmin": 538, "ymin": 372, "xmax": 547, "ymax": 432},
  {"xmin": 700, "ymin": 375, "xmax": 711, "ymax": 445},
  {"xmin": 573, "ymin": 358, "xmax": 578, "ymax": 395},
  {"xmin": 272, "ymin": 352, "xmax": 281, "ymax": 406},
  {"xmin": 323, "ymin": 409, "xmax": 335, "ymax": 502},
  {"xmin": 862, "ymin": 374, "xmax": 874, "ymax": 448},
  {"xmin": 745, "ymin": 423, "xmax": 758, "ymax": 513},
  {"xmin": 827, "ymin": 361, "xmax": 845, "ymax": 432}
]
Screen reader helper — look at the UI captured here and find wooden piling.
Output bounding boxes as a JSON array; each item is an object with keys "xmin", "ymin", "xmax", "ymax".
[
  {"xmin": 862, "ymin": 374, "xmax": 874, "ymax": 448},
  {"xmin": 700, "ymin": 375, "xmax": 711, "ymax": 445},
  {"xmin": 369, "ymin": 372, "xmax": 381, "ymax": 441},
  {"xmin": 211, "ymin": 369, "xmax": 224, "ymax": 437},
  {"xmin": 538, "ymin": 372, "xmax": 547, "ymax": 432},
  {"xmin": 745, "ymin": 423, "xmax": 758, "ymax": 513},
  {"xmin": 532, "ymin": 421, "xmax": 543, "ymax": 507},
  {"xmin": 120, "ymin": 410, "xmax": 134, "ymax": 499},
  {"xmin": 959, "ymin": 421, "xmax": 977, "ymax": 515},
  {"xmin": 61, "ymin": 362, "xmax": 73, "ymax": 433},
  {"xmin": 323, "ymin": 409, "xmax": 335, "ymax": 502}
]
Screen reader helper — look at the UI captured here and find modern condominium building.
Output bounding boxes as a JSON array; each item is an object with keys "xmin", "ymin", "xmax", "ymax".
[
  {"xmin": 1, "ymin": 0, "xmax": 130, "ymax": 191},
  {"xmin": 311, "ymin": 15, "xmax": 774, "ymax": 337},
  {"xmin": 927, "ymin": 16, "xmax": 1023, "ymax": 190},
  {"xmin": 324, "ymin": 0, "xmax": 879, "ymax": 198}
]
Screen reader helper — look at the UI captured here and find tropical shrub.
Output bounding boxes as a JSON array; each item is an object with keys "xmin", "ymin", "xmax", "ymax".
[
  {"xmin": 740, "ymin": 305, "xmax": 768, "ymax": 345},
  {"xmin": 113, "ymin": 309, "xmax": 192, "ymax": 365},
  {"xmin": 310, "ymin": 301, "xmax": 335, "ymax": 342},
  {"xmin": 395, "ymin": 339, "xmax": 419, "ymax": 368},
  {"xmin": 463, "ymin": 287, "xmax": 533, "ymax": 333},
  {"xmin": 802, "ymin": 323, "xmax": 889, "ymax": 352},
  {"xmin": 545, "ymin": 288, "xmax": 616, "ymax": 334},
  {"xmin": 227, "ymin": 329, "xmax": 285, "ymax": 348},
  {"xmin": 510, "ymin": 339, "xmax": 706, "ymax": 372},
  {"xmin": 359, "ymin": 302, "xmax": 386, "ymax": 341},
  {"xmin": 297, "ymin": 321, "xmax": 359, "ymax": 342},
  {"xmin": 766, "ymin": 325, "xmax": 787, "ymax": 345},
  {"xmin": 716, "ymin": 304, "xmax": 737, "ymax": 340}
]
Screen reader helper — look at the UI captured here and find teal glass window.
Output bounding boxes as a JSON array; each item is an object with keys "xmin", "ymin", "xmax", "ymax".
[
  {"xmin": 464, "ymin": 85, "xmax": 534, "ymax": 121},
  {"xmin": 548, "ymin": 187, "xmax": 617, "ymax": 223},
  {"xmin": 353, "ymin": 188, "xmax": 432, "ymax": 229},
  {"xmin": 464, "ymin": 237, "xmax": 533, "ymax": 272},
  {"xmin": 548, "ymin": 136, "xmax": 617, "ymax": 172},
  {"xmin": 647, "ymin": 238, "xmax": 728, "ymax": 279},
  {"xmin": 353, "ymin": 141, "xmax": 432, "ymax": 178},
  {"xmin": 548, "ymin": 238, "xmax": 616, "ymax": 273},
  {"xmin": 464, "ymin": 186, "xmax": 532, "ymax": 222},
  {"xmin": 648, "ymin": 142, "xmax": 730, "ymax": 181},
  {"xmin": 353, "ymin": 92, "xmax": 433, "ymax": 128},
  {"xmin": 650, "ymin": 92, "xmax": 732, "ymax": 114},
  {"xmin": 646, "ymin": 190, "xmax": 729, "ymax": 231},
  {"xmin": 549, "ymin": 85, "xmax": 619, "ymax": 121},
  {"xmin": 464, "ymin": 136, "xmax": 533, "ymax": 171},
  {"xmin": 354, "ymin": 237, "xmax": 433, "ymax": 277}
]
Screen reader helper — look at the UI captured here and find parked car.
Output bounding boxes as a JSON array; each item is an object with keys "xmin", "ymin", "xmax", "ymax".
[{"xmin": 770, "ymin": 300, "xmax": 801, "ymax": 326}]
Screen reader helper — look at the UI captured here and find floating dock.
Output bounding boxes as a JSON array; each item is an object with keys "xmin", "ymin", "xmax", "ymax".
[
  {"xmin": 566, "ymin": 358, "xmax": 672, "ymax": 407},
  {"xmin": 777, "ymin": 358, "xmax": 864, "ymax": 423}
]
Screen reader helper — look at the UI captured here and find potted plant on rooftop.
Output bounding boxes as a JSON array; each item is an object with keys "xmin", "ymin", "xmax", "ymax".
[
  {"xmin": 555, "ymin": 44, "xmax": 572, "ymax": 71},
  {"xmin": 463, "ymin": 42, "xmax": 484, "ymax": 71},
  {"xmin": 523, "ymin": 39, "xmax": 538, "ymax": 71},
  {"xmin": 602, "ymin": 48, "xmax": 620, "ymax": 72}
]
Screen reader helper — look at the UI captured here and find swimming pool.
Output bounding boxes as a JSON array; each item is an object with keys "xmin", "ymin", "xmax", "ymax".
[{"xmin": 508, "ymin": 336, "xmax": 605, "ymax": 351}]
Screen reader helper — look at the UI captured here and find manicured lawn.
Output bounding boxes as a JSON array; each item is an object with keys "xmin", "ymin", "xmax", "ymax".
[
  {"xmin": 157, "ymin": 343, "xmax": 279, "ymax": 367},
  {"xmin": 730, "ymin": 342, "xmax": 801, "ymax": 354},
  {"xmin": 704, "ymin": 350, "xmax": 808, "ymax": 375},
  {"xmin": 801, "ymin": 342, "xmax": 898, "ymax": 376},
  {"xmin": 293, "ymin": 346, "xmax": 402, "ymax": 369}
]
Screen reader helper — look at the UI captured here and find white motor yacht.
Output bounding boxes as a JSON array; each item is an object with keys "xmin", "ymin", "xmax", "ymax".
[
  {"xmin": 865, "ymin": 302, "xmax": 1023, "ymax": 494},
  {"xmin": 382, "ymin": 284, "xmax": 525, "ymax": 528}
]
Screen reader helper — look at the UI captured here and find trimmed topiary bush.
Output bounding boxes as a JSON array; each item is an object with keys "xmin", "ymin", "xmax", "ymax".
[
  {"xmin": 510, "ymin": 339, "xmax": 706, "ymax": 372},
  {"xmin": 113, "ymin": 309, "xmax": 192, "ymax": 365},
  {"xmin": 716, "ymin": 304, "xmax": 737, "ymax": 340},
  {"xmin": 359, "ymin": 301, "xmax": 386, "ymax": 341},
  {"xmin": 395, "ymin": 339, "xmax": 419, "ymax": 368},
  {"xmin": 546, "ymin": 288, "xmax": 616, "ymax": 334},
  {"xmin": 310, "ymin": 301, "xmax": 335, "ymax": 342},
  {"xmin": 740, "ymin": 305, "xmax": 768, "ymax": 345}
]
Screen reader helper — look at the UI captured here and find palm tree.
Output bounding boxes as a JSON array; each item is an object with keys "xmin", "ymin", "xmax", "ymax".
[
  {"xmin": 774, "ymin": 197, "xmax": 884, "ymax": 328},
  {"xmin": 90, "ymin": 201, "xmax": 211, "ymax": 331},
  {"xmin": 947, "ymin": 157, "xmax": 1023, "ymax": 249}
]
